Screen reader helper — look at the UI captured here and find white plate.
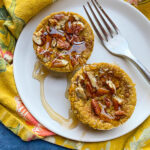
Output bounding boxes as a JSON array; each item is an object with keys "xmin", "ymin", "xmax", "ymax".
[{"xmin": 14, "ymin": 0, "xmax": 150, "ymax": 142}]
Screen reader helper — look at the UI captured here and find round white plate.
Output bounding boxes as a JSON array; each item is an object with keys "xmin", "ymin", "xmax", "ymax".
[{"xmin": 14, "ymin": 0, "xmax": 150, "ymax": 142}]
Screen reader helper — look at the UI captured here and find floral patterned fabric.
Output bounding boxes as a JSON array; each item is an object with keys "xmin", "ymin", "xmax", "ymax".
[{"xmin": 0, "ymin": 0, "xmax": 150, "ymax": 149}]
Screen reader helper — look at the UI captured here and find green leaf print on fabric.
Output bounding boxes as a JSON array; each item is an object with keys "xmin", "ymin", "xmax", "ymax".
[
  {"xmin": 0, "ymin": 0, "xmax": 26, "ymax": 61},
  {"xmin": 8, "ymin": 124, "xmax": 20, "ymax": 135},
  {"xmin": 7, "ymin": 0, "xmax": 25, "ymax": 39},
  {"xmin": 0, "ymin": 58, "xmax": 6, "ymax": 72},
  {"xmin": 0, "ymin": 6, "xmax": 10, "ymax": 20},
  {"xmin": 0, "ymin": 0, "xmax": 26, "ymax": 62},
  {"xmin": 0, "ymin": 26, "xmax": 16, "ymax": 53}
]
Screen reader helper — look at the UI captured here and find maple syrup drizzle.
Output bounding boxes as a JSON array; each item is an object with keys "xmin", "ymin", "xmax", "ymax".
[
  {"xmin": 50, "ymin": 27, "xmax": 64, "ymax": 37},
  {"xmin": 33, "ymin": 61, "xmax": 78, "ymax": 129},
  {"xmin": 69, "ymin": 41, "xmax": 86, "ymax": 54}
]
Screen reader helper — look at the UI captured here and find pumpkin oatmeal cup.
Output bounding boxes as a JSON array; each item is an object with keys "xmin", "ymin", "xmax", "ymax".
[
  {"xmin": 32, "ymin": 12, "xmax": 94, "ymax": 72},
  {"xmin": 69, "ymin": 63, "xmax": 136, "ymax": 130}
]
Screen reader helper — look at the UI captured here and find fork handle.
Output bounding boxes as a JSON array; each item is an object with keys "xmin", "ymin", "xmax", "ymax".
[{"xmin": 127, "ymin": 56, "xmax": 150, "ymax": 84}]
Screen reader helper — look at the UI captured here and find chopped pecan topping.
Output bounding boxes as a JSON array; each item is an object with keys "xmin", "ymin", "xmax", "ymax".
[
  {"xmin": 66, "ymin": 34, "xmax": 80, "ymax": 44},
  {"xmin": 91, "ymin": 99, "xmax": 101, "ymax": 116},
  {"xmin": 72, "ymin": 35, "xmax": 80, "ymax": 43},
  {"xmin": 73, "ymin": 15, "xmax": 80, "ymax": 21},
  {"xmin": 57, "ymin": 39, "xmax": 70, "ymax": 50},
  {"xmin": 65, "ymin": 21, "xmax": 84, "ymax": 35},
  {"xmin": 65, "ymin": 34, "xmax": 72, "ymax": 43},
  {"xmin": 65, "ymin": 21, "xmax": 73, "ymax": 33},
  {"xmin": 112, "ymin": 99, "xmax": 119, "ymax": 111},
  {"xmin": 96, "ymin": 88, "xmax": 110, "ymax": 95},
  {"xmin": 33, "ymin": 34, "xmax": 43, "ymax": 45},
  {"xmin": 46, "ymin": 25, "xmax": 50, "ymax": 33},
  {"xmin": 52, "ymin": 59, "xmax": 68, "ymax": 68},
  {"xmin": 37, "ymin": 47, "xmax": 52, "ymax": 62},
  {"xmin": 113, "ymin": 96, "xmax": 124, "ymax": 104},
  {"xmin": 106, "ymin": 80, "xmax": 116, "ymax": 93},
  {"xmin": 54, "ymin": 15, "xmax": 69, "ymax": 30},
  {"xmin": 76, "ymin": 85, "xmax": 87, "ymax": 100},
  {"xmin": 54, "ymin": 14, "xmax": 65, "ymax": 21},
  {"xmin": 104, "ymin": 98, "xmax": 112, "ymax": 108},
  {"xmin": 49, "ymin": 18, "xmax": 58, "ymax": 26},
  {"xmin": 33, "ymin": 29, "xmax": 45, "ymax": 46},
  {"xmin": 51, "ymin": 38, "xmax": 57, "ymax": 48},
  {"xmin": 115, "ymin": 110, "xmax": 125, "ymax": 116},
  {"xmin": 34, "ymin": 13, "xmax": 89, "ymax": 71},
  {"xmin": 86, "ymin": 72, "xmax": 99, "ymax": 89},
  {"xmin": 72, "ymin": 21, "xmax": 84, "ymax": 35},
  {"xmin": 76, "ymin": 75, "xmax": 84, "ymax": 87},
  {"xmin": 43, "ymin": 52, "xmax": 51, "ymax": 62},
  {"xmin": 43, "ymin": 57, "xmax": 50, "ymax": 63},
  {"xmin": 115, "ymin": 110, "xmax": 126, "ymax": 120},
  {"xmin": 71, "ymin": 55, "xmax": 79, "ymax": 66},
  {"xmin": 85, "ymin": 82, "xmax": 93, "ymax": 98},
  {"xmin": 78, "ymin": 74, "xmax": 84, "ymax": 81}
]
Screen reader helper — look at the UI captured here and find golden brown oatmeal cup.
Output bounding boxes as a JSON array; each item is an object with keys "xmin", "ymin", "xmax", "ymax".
[
  {"xmin": 33, "ymin": 11, "xmax": 94, "ymax": 72},
  {"xmin": 69, "ymin": 63, "xmax": 136, "ymax": 130}
]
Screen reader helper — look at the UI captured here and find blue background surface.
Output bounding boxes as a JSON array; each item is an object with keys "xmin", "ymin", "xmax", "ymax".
[{"xmin": 0, "ymin": 123, "xmax": 70, "ymax": 150}]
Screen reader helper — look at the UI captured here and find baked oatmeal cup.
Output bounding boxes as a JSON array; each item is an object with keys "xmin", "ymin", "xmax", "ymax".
[
  {"xmin": 32, "ymin": 12, "xmax": 94, "ymax": 72},
  {"xmin": 69, "ymin": 63, "xmax": 136, "ymax": 130}
]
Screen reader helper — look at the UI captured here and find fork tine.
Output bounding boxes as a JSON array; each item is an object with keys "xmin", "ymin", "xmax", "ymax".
[
  {"xmin": 91, "ymin": 0, "xmax": 113, "ymax": 37},
  {"xmin": 87, "ymin": 2, "xmax": 108, "ymax": 41},
  {"xmin": 83, "ymin": 5, "xmax": 104, "ymax": 42},
  {"xmin": 94, "ymin": 0, "xmax": 119, "ymax": 34}
]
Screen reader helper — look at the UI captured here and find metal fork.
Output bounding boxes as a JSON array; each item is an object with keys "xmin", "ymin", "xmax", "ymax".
[{"xmin": 83, "ymin": 0, "xmax": 150, "ymax": 84}]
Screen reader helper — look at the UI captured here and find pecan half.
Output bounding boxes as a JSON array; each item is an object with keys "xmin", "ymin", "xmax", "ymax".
[
  {"xmin": 104, "ymin": 97, "xmax": 112, "ymax": 108},
  {"xmin": 91, "ymin": 99, "xmax": 101, "ymax": 116},
  {"xmin": 85, "ymin": 82, "xmax": 93, "ymax": 98},
  {"xmin": 113, "ymin": 99, "xmax": 119, "ymax": 111},
  {"xmin": 96, "ymin": 88, "xmax": 110, "ymax": 95}
]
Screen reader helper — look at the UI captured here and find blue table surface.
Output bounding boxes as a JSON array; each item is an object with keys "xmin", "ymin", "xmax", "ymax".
[{"xmin": 0, "ymin": 123, "xmax": 70, "ymax": 150}]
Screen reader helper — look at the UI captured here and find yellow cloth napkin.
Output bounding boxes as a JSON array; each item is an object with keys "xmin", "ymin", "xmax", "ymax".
[{"xmin": 0, "ymin": 0, "xmax": 150, "ymax": 149}]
